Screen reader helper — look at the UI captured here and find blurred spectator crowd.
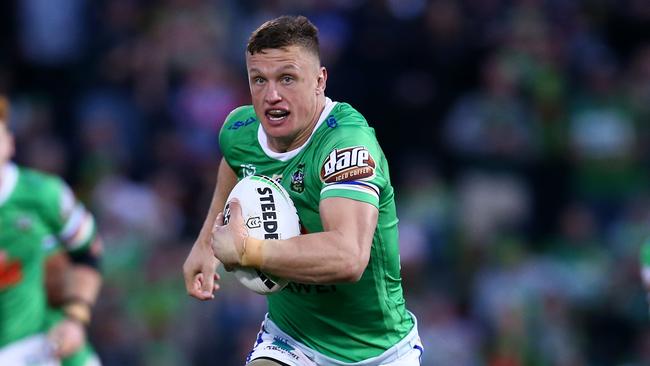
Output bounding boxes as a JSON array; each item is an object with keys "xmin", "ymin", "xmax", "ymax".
[{"xmin": 1, "ymin": 0, "xmax": 650, "ymax": 365}]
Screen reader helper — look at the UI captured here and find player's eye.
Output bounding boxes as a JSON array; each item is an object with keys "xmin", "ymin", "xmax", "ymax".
[
  {"xmin": 280, "ymin": 75, "xmax": 294, "ymax": 84},
  {"xmin": 252, "ymin": 77, "xmax": 265, "ymax": 85}
]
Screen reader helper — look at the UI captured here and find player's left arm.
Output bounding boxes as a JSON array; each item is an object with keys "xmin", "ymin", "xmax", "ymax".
[
  {"xmin": 214, "ymin": 195, "xmax": 377, "ymax": 283},
  {"xmin": 47, "ymin": 239, "xmax": 103, "ymax": 358},
  {"xmin": 267, "ymin": 196, "xmax": 377, "ymax": 283},
  {"xmin": 54, "ymin": 183, "xmax": 103, "ymax": 320},
  {"xmin": 61, "ymin": 236, "xmax": 103, "ymax": 321},
  {"xmin": 45, "ymin": 181, "xmax": 103, "ymax": 356}
]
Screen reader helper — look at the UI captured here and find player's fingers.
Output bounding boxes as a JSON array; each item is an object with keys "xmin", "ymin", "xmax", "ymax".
[
  {"xmin": 212, "ymin": 273, "xmax": 221, "ymax": 292},
  {"xmin": 188, "ymin": 273, "xmax": 212, "ymax": 300},
  {"xmin": 48, "ymin": 320, "xmax": 84, "ymax": 357},
  {"xmin": 183, "ymin": 261, "xmax": 200, "ymax": 295},
  {"xmin": 188, "ymin": 273, "xmax": 202, "ymax": 296},
  {"xmin": 59, "ymin": 328, "xmax": 83, "ymax": 356},
  {"xmin": 228, "ymin": 198, "xmax": 242, "ymax": 219},
  {"xmin": 200, "ymin": 265, "xmax": 216, "ymax": 299},
  {"xmin": 184, "ymin": 275, "xmax": 199, "ymax": 297},
  {"xmin": 215, "ymin": 212, "xmax": 224, "ymax": 227},
  {"xmin": 46, "ymin": 328, "xmax": 60, "ymax": 350}
]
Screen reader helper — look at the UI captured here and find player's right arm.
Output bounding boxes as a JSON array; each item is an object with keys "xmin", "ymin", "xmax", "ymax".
[{"xmin": 183, "ymin": 158, "xmax": 238, "ymax": 300}]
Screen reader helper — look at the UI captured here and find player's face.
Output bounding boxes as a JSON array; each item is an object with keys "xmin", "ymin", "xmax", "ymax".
[
  {"xmin": 0, "ymin": 123, "xmax": 14, "ymax": 169},
  {"xmin": 246, "ymin": 45, "xmax": 327, "ymax": 152}
]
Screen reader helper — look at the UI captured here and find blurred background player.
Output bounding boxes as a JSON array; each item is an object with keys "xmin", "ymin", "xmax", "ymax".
[{"xmin": 0, "ymin": 95, "xmax": 103, "ymax": 365}]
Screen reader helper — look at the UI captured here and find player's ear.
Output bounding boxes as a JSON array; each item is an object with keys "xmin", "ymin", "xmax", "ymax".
[{"xmin": 316, "ymin": 66, "xmax": 327, "ymax": 95}]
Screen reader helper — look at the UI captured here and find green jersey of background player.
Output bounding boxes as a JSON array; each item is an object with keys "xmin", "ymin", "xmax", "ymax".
[
  {"xmin": 183, "ymin": 16, "xmax": 423, "ymax": 365},
  {"xmin": 0, "ymin": 96, "xmax": 103, "ymax": 366}
]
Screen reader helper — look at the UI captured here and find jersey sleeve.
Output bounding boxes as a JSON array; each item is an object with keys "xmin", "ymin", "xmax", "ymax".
[
  {"xmin": 43, "ymin": 178, "xmax": 98, "ymax": 254},
  {"xmin": 218, "ymin": 110, "xmax": 236, "ymax": 164},
  {"xmin": 315, "ymin": 126, "xmax": 387, "ymax": 208},
  {"xmin": 219, "ymin": 105, "xmax": 257, "ymax": 172}
]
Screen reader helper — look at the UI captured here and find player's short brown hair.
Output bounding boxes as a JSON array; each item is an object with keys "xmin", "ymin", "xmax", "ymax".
[
  {"xmin": 0, "ymin": 95, "xmax": 8, "ymax": 125},
  {"xmin": 247, "ymin": 15, "xmax": 320, "ymax": 60}
]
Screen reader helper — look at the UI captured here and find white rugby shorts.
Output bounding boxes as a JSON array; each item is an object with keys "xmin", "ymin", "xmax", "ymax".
[
  {"xmin": 246, "ymin": 313, "xmax": 423, "ymax": 366},
  {"xmin": 0, "ymin": 333, "xmax": 60, "ymax": 366}
]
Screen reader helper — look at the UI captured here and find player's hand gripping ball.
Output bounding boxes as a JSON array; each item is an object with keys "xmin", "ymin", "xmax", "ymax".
[{"xmin": 223, "ymin": 175, "xmax": 300, "ymax": 294}]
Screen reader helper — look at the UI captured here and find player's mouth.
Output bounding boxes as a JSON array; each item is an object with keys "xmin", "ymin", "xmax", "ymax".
[{"xmin": 266, "ymin": 109, "xmax": 290, "ymax": 123}]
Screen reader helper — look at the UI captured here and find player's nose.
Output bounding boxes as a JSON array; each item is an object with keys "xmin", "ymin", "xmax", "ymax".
[{"xmin": 264, "ymin": 85, "xmax": 282, "ymax": 104}]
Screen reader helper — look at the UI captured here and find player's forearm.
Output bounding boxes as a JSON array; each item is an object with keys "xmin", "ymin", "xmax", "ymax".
[
  {"xmin": 60, "ymin": 265, "xmax": 101, "ymax": 325},
  {"xmin": 249, "ymin": 231, "xmax": 370, "ymax": 283},
  {"xmin": 198, "ymin": 158, "xmax": 237, "ymax": 246},
  {"xmin": 239, "ymin": 198, "xmax": 376, "ymax": 283},
  {"xmin": 198, "ymin": 186, "xmax": 226, "ymax": 244},
  {"xmin": 65, "ymin": 265, "xmax": 102, "ymax": 305},
  {"xmin": 198, "ymin": 193, "xmax": 222, "ymax": 245}
]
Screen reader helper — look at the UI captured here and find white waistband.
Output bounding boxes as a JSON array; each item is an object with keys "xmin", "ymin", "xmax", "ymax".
[{"xmin": 263, "ymin": 312, "xmax": 421, "ymax": 365}]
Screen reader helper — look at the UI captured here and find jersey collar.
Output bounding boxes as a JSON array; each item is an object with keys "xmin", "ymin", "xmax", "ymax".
[
  {"xmin": 0, "ymin": 163, "xmax": 19, "ymax": 206},
  {"xmin": 258, "ymin": 97, "xmax": 337, "ymax": 162}
]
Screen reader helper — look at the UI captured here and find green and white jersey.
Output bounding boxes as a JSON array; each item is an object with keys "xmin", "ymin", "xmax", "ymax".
[
  {"xmin": 220, "ymin": 98, "xmax": 414, "ymax": 362},
  {"xmin": 0, "ymin": 163, "xmax": 97, "ymax": 347}
]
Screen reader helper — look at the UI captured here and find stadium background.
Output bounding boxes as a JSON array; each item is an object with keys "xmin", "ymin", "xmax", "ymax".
[{"xmin": 1, "ymin": 0, "xmax": 650, "ymax": 364}]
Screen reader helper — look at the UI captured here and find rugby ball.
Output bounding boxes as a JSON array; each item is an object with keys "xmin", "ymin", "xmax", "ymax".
[{"xmin": 223, "ymin": 175, "xmax": 300, "ymax": 294}]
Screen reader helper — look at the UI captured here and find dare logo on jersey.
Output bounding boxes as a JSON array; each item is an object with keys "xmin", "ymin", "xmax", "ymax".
[{"xmin": 320, "ymin": 146, "xmax": 375, "ymax": 183}]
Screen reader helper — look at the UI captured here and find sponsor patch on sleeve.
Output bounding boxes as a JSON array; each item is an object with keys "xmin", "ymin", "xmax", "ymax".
[{"xmin": 320, "ymin": 146, "xmax": 376, "ymax": 183}]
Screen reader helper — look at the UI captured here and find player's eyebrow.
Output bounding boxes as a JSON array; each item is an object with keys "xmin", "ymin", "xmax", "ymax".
[
  {"xmin": 248, "ymin": 64, "xmax": 300, "ymax": 75},
  {"xmin": 277, "ymin": 64, "xmax": 300, "ymax": 71}
]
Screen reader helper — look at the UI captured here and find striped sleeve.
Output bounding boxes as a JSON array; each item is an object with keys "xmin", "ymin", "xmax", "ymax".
[
  {"xmin": 320, "ymin": 180, "xmax": 380, "ymax": 207},
  {"xmin": 57, "ymin": 184, "xmax": 97, "ymax": 252}
]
